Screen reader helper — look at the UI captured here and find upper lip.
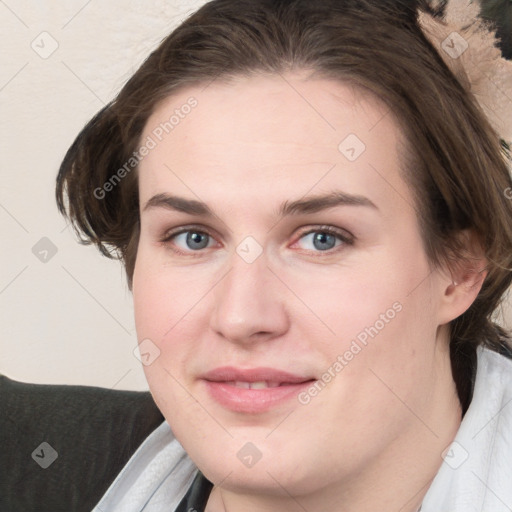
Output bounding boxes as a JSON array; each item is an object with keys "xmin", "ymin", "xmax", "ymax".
[{"xmin": 201, "ymin": 366, "xmax": 314, "ymax": 384}]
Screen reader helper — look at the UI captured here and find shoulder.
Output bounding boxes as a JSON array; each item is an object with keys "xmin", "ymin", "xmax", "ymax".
[
  {"xmin": 477, "ymin": 345, "xmax": 512, "ymax": 387},
  {"xmin": 414, "ymin": 345, "xmax": 512, "ymax": 509},
  {"xmin": 0, "ymin": 374, "xmax": 164, "ymax": 512},
  {"xmin": 471, "ymin": 346, "xmax": 512, "ymax": 420}
]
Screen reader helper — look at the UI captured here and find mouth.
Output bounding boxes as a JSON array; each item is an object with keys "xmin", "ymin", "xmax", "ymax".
[
  {"xmin": 224, "ymin": 381, "xmax": 293, "ymax": 389},
  {"xmin": 201, "ymin": 366, "xmax": 316, "ymax": 413}
]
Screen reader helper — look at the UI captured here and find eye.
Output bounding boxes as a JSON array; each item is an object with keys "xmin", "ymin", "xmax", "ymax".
[
  {"xmin": 295, "ymin": 227, "xmax": 353, "ymax": 252},
  {"xmin": 162, "ymin": 228, "xmax": 217, "ymax": 253}
]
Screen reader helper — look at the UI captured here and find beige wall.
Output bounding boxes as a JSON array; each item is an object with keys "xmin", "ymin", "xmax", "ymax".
[
  {"xmin": 0, "ymin": 0, "xmax": 207, "ymax": 390},
  {"xmin": 1, "ymin": 0, "xmax": 510, "ymax": 390}
]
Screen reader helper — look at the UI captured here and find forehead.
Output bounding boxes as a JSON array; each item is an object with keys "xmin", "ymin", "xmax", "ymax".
[{"xmin": 137, "ymin": 72, "xmax": 412, "ymax": 215}]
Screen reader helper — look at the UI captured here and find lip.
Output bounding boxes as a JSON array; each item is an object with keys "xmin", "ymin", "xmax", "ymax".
[{"xmin": 201, "ymin": 366, "xmax": 316, "ymax": 413}]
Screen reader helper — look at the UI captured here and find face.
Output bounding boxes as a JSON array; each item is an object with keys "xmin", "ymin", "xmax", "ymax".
[{"xmin": 133, "ymin": 73, "xmax": 454, "ymax": 500}]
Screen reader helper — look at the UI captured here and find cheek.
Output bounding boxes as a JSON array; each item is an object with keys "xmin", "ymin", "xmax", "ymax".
[
  {"xmin": 132, "ymin": 250, "xmax": 192, "ymax": 382},
  {"xmin": 293, "ymin": 247, "xmax": 437, "ymax": 390},
  {"xmin": 132, "ymin": 269, "xmax": 199, "ymax": 425},
  {"xmin": 132, "ymin": 243, "xmax": 204, "ymax": 339},
  {"xmin": 287, "ymin": 250, "xmax": 428, "ymax": 343},
  {"xmin": 132, "ymin": 257, "xmax": 220, "ymax": 449}
]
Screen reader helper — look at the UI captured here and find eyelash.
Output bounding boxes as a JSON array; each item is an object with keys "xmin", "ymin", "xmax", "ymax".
[
  {"xmin": 159, "ymin": 224, "xmax": 354, "ymax": 257},
  {"xmin": 159, "ymin": 225, "xmax": 218, "ymax": 257}
]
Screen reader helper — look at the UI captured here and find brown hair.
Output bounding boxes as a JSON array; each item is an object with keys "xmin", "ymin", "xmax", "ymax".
[{"xmin": 56, "ymin": 0, "xmax": 512, "ymax": 411}]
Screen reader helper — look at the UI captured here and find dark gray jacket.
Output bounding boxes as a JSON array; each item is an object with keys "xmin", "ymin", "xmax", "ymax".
[{"xmin": 0, "ymin": 375, "xmax": 164, "ymax": 512}]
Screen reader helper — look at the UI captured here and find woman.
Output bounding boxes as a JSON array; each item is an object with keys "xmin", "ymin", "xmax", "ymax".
[{"xmin": 12, "ymin": 0, "xmax": 512, "ymax": 510}]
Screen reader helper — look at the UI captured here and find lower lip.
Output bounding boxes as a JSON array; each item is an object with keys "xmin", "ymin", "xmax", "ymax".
[{"xmin": 203, "ymin": 380, "xmax": 315, "ymax": 413}]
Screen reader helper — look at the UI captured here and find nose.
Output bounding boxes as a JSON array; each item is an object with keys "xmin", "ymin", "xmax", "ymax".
[{"xmin": 209, "ymin": 252, "xmax": 290, "ymax": 346}]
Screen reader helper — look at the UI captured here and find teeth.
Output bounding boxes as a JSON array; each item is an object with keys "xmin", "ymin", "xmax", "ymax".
[
  {"xmin": 233, "ymin": 381, "xmax": 251, "ymax": 389},
  {"xmin": 250, "ymin": 381, "xmax": 269, "ymax": 389},
  {"xmin": 231, "ymin": 381, "xmax": 281, "ymax": 389}
]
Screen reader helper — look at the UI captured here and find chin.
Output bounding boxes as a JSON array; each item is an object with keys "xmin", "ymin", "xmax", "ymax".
[{"xmin": 188, "ymin": 437, "xmax": 328, "ymax": 497}]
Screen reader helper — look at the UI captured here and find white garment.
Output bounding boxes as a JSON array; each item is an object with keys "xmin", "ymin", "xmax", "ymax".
[
  {"xmin": 94, "ymin": 346, "xmax": 512, "ymax": 512},
  {"xmin": 92, "ymin": 420, "xmax": 197, "ymax": 511},
  {"xmin": 422, "ymin": 346, "xmax": 512, "ymax": 511}
]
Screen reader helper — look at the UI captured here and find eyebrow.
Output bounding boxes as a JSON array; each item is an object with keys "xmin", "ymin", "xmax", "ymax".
[
  {"xmin": 279, "ymin": 191, "xmax": 377, "ymax": 215},
  {"xmin": 142, "ymin": 191, "xmax": 378, "ymax": 217},
  {"xmin": 143, "ymin": 193, "xmax": 213, "ymax": 216}
]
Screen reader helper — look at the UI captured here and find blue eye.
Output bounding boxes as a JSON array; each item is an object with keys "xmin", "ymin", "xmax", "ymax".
[
  {"xmin": 170, "ymin": 230, "xmax": 214, "ymax": 251},
  {"xmin": 297, "ymin": 229, "xmax": 350, "ymax": 252},
  {"xmin": 161, "ymin": 225, "xmax": 352, "ymax": 256}
]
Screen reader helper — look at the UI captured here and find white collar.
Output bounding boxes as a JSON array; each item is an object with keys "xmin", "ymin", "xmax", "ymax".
[
  {"xmin": 422, "ymin": 346, "xmax": 512, "ymax": 511},
  {"xmin": 94, "ymin": 346, "xmax": 512, "ymax": 512},
  {"xmin": 92, "ymin": 419, "xmax": 197, "ymax": 511}
]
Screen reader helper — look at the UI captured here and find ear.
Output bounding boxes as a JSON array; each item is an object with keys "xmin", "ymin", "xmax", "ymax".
[{"xmin": 437, "ymin": 230, "xmax": 488, "ymax": 325}]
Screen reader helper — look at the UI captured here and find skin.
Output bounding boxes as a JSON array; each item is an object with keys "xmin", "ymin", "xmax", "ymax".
[{"xmin": 132, "ymin": 72, "xmax": 485, "ymax": 512}]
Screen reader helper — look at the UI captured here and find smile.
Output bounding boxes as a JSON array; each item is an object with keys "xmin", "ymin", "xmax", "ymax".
[
  {"xmin": 228, "ymin": 381, "xmax": 291, "ymax": 389},
  {"xmin": 201, "ymin": 366, "xmax": 316, "ymax": 413}
]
